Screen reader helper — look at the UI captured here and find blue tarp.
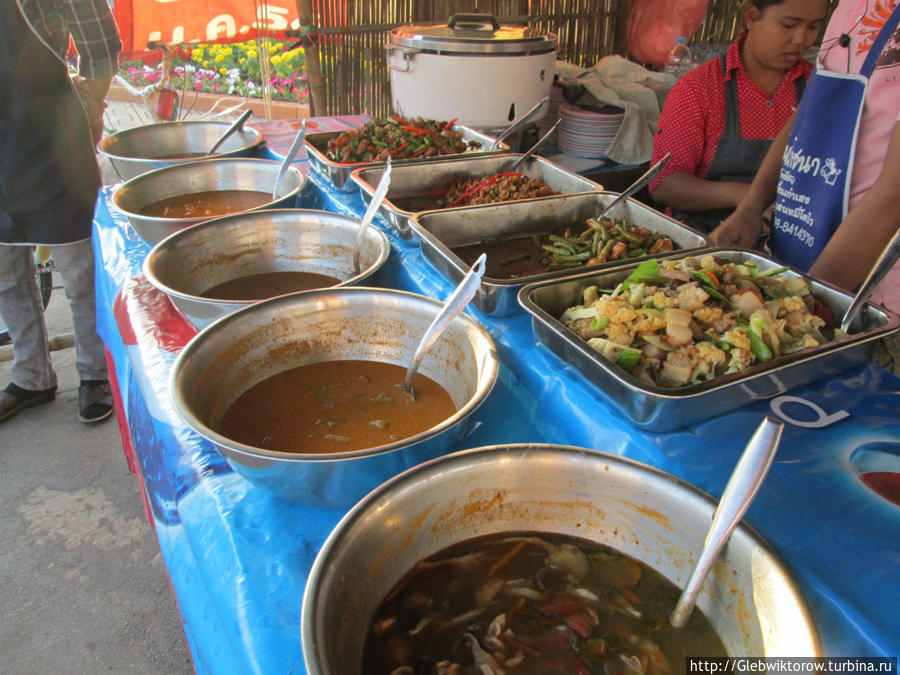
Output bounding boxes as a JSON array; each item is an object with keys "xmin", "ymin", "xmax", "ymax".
[{"xmin": 93, "ymin": 122, "xmax": 900, "ymax": 674}]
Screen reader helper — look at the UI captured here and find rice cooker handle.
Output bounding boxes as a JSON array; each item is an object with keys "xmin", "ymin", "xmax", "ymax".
[
  {"xmin": 385, "ymin": 44, "xmax": 420, "ymax": 72},
  {"xmin": 447, "ymin": 14, "xmax": 500, "ymax": 31}
]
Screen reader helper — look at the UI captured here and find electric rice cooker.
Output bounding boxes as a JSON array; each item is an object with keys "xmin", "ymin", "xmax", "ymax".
[{"xmin": 387, "ymin": 14, "xmax": 557, "ymax": 130}]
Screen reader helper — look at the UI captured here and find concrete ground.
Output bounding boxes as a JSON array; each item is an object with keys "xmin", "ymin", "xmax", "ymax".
[{"xmin": 0, "ymin": 98, "xmax": 206, "ymax": 674}]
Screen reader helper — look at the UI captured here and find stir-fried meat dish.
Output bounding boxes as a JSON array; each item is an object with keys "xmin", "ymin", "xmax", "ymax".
[
  {"xmin": 560, "ymin": 255, "xmax": 834, "ymax": 388},
  {"xmin": 443, "ymin": 172, "xmax": 556, "ymax": 207},
  {"xmin": 326, "ymin": 116, "xmax": 480, "ymax": 163},
  {"xmin": 363, "ymin": 531, "xmax": 726, "ymax": 674}
]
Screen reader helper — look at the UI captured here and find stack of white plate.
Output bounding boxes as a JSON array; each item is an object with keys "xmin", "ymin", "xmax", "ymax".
[{"xmin": 557, "ymin": 102, "xmax": 624, "ymax": 159}]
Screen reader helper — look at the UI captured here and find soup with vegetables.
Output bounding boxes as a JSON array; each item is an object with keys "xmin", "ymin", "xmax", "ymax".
[
  {"xmin": 363, "ymin": 531, "xmax": 726, "ymax": 674},
  {"xmin": 217, "ymin": 360, "xmax": 456, "ymax": 453}
]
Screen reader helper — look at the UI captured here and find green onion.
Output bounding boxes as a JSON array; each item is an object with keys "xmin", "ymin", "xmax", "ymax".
[
  {"xmin": 590, "ymin": 316, "xmax": 609, "ymax": 331},
  {"xmin": 739, "ymin": 321, "xmax": 772, "ymax": 362}
]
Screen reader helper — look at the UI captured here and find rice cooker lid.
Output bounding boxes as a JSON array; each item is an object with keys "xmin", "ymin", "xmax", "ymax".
[{"xmin": 389, "ymin": 14, "xmax": 557, "ymax": 55}]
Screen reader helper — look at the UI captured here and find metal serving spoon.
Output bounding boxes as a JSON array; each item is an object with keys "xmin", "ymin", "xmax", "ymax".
[
  {"xmin": 272, "ymin": 119, "xmax": 306, "ymax": 200},
  {"xmin": 396, "ymin": 253, "xmax": 487, "ymax": 402},
  {"xmin": 669, "ymin": 415, "xmax": 784, "ymax": 628},
  {"xmin": 352, "ymin": 156, "xmax": 392, "ymax": 274},
  {"xmin": 593, "ymin": 152, "xmax": 671, "ymax": 223},
  {"xmin": 205, "ymin": 108, "xmax": 252, "ymax": 156},
  {"xmin": 490, "ymin": 95, "xmax": 550, "ymax": 150},
  {"xmin": 509, "ymin": 118, "xmax": 563, "ymax": 173},
  {"xmin": 839, "ymin": 229, "xmax": 900, "ymax": 334}
]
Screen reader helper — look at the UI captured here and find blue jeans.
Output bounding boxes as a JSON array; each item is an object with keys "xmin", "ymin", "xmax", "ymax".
[{"xmin": 0, "ymin": 239, "xmax": 107, "ymax": 390}]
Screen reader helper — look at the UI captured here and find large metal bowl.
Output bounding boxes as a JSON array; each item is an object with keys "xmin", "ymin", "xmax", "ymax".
[
  {"xmin": 302, "ymin": 444, "xmax": 821, "ymax": 674},
  {"xmin": 110, "ymin": 157, "xmax": 306, "ymax": 245},
  {"xmin": 143, "ymin": 209, "xmax": 391, "ymax": 330},
  {"xmin": 99, "ymin": 120, "xmax": 263, "ymax": 181},
  {"xmin": 170, "ymin": 288, "xmax": 499, "ymax": 505}
]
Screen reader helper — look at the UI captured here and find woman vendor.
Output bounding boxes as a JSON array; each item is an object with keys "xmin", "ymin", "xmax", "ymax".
[
  {"xmin": 648, "ymin": 0, "xmax": 828, "ymax": 233},
  {"xmin": 712, "ymin": 0, "xmax": 899, "ymax": 317}
]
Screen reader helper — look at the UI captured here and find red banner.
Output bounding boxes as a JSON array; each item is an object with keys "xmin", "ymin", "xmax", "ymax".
[{"xmin": 114, "ymin": 1, "xmax": 301, "ymax": 52}]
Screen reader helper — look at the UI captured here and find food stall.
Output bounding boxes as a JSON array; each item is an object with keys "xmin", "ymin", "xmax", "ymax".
[{"xmin": 93, "ymin": 112, "xmax": 900, "ymax": 673}]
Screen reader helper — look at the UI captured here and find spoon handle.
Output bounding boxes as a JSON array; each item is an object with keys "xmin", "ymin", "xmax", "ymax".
[
  {"xmin": 353, "ymin": 157, "xmax": 392, "ymax": 273},
  {"xmin": 206, "ymin": 109, "xmax": 252, "ymax": 156},
  {"xmin": 510, "ymin": 118, "xmax": 562, "ymax": 173},
  {"xmin": 272, "ymin": 119, "xmax": 306, "ymax": 200},
  {"xmin": 404, "ymin": 253, "xmax": 487, "ymax": 390},
  {"xmin": 491, "ymin": 95, "xmax": 549, "ymax": 150},
  {"xmin": 593, "ymin": 152, "xmax": 671, "ymax": 223},
  {"xmin": 669, "ymin": 415, "xmax": 783, "ymax": 629},
  {"xmin": 840, "ymin": 229, "xmax": 900, "ymax": 334}
]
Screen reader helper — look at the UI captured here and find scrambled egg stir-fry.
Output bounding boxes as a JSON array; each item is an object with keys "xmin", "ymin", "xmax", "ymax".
[{"xmin": 560, "ymin": 256, "xmax": 832, "ymax": 388}]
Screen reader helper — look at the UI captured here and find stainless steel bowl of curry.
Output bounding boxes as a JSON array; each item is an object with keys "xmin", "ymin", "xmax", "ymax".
[
  {"xmin": 143, "ymin": 209, "xmax": 391, "ymax": 330},
  {"xmin": 98, "ymin": 119, "xmax": 263, "ymax": 181},
  {"xmin": 169, "ymin": 287, "xmax": 499, "ymax": 505},
  {"xmin": 110, "ymin": 157, "xmax": 306, "ymax": 245}
]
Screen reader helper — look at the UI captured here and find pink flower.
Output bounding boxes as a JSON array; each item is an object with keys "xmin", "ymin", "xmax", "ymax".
[
  {"xmin": 213, "ymin": 84, "xmax": 219, "ymax": 92},
  {"xmin": 195, "ymin": 81, "xmax": 202, "ymax": 91}
]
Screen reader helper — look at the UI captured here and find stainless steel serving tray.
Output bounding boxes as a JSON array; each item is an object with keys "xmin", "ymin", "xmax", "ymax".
[
  {"xmin": 351, "ymin": 154, "xmax": 603, "ymax": 241},
  {"xmin": 303, "ymin": 124, "xmax": 507, "ymax": 192},
  {"xmin": 518, "ymin": 248, "xmax": 900, "ymax": 431},
  {"xmin": 412, "ymin": 191, "xmax": 709, "ymax": 317}
]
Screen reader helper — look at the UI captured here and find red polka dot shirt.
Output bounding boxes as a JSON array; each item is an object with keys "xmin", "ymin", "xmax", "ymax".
[{"xmin": 648, "ymin": 35, "xmax": 812, "ymax": 192}]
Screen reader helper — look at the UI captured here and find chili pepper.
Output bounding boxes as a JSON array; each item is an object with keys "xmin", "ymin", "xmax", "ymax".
[
  {"xmin": 451, "ymin": 176, "xmax": 498, "ymax": 205},
  {"xmin": 388, "ymin": 115, "xmax": 405, "ymax": 123},
  {"xmin": 333, "ymin": 133, "xmax": 351, "ymax": 149},
  {"xmin": 408, "ymin": 146, "xmax": 429, "ymax": 158},
  {"xmin": 443, "ymin": 118, "xmax": 458, "ymax": 131},
  {"xmin": 401, "ymin": 125, "xmax": 428, "ymax": 134},
  {"xmin": 389, "ymin": 142, "xmax": 409, "ymax": 157}
]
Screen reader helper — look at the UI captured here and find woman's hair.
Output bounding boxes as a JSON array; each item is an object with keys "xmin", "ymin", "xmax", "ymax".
[{"xmin": 740, "ymin": 0, "xmax": 788, "ymax": 32}]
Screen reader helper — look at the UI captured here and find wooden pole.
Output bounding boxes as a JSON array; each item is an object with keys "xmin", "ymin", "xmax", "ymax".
[{"xmin": 296, "ymin": 0, "xmax": 326, "ymax": 116}]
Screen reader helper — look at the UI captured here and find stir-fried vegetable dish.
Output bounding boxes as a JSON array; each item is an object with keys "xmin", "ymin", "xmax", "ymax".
[
  {"xmin": 326, "ymin": 116, "xmax": 480, "ymax": 163},
  {"xmin": 537, "ymin": 216, "xmax": 673, "ymax": 271},
  {"xmin": 443, "ymin": 172, "xmax": 556, "ymax": 207},
  {"xmin": 363, "ymin": 531, "xmax": 726, "ymax": 674},
  {"xmin": 450, "ymin": 216, "xmax": 675, "ymax": 280},
  {"xmin": 560, "ymin": 255, "xmax": 834, "ymax": 387}
]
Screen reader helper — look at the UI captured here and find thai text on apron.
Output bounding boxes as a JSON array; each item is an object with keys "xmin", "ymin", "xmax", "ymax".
[{"xmin": 771, "ymin": 4, "xmax": 900, "ymax": 271}]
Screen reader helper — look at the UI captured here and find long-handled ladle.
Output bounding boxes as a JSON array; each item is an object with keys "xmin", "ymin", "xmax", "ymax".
[
  {"xmin": 490, "ymin": 95, "xmax": 550, "ymax": 150},
  {"xmin": 509, "ymin": 118, "xmax": 563, "ymax": 173},
  {"xmin": 352, "ymin": 156, "xmax": 392, "ymax": 275},
  {"xmin": 395, "ymin": 253, "xmax": 487, "ymax": 402},
  {"xmin": 592, "ymin": 152, "xmax": 671, "ymax": 223},
  {"xmin": 271, "ymin": 119, "xmax": 306, "ymax": 201},
  {"xmin": 205, "ymin": 108, "xmax": 252, "ymax": 156},
  {"xmin": 839, "ymin": 229, "xmax": 900, "ymax": 334},
  {"xmin": 670, "ymin": 415, "xmax": 784, "ymax": 628}
]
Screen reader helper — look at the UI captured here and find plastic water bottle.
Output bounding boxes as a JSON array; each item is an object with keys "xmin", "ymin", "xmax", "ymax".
[{"xmin": 664, "ymin": 37, "xmax": 694, "ymax": 79}]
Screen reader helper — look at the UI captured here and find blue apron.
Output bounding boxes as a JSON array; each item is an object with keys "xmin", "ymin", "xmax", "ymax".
[{"xmin": 771, "ymin": 5, "xmax": 900, "ymax": 271}]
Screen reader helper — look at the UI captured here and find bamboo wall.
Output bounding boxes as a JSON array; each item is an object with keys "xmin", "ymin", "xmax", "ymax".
[{"xmin": 297, "ymin": 0, "xmax": 837, "ymax": 117}]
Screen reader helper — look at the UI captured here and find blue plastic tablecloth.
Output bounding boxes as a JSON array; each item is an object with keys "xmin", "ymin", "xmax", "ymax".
[{"xmin": 93, "ymin": 123, "xmax": 900, "ymax": 674}]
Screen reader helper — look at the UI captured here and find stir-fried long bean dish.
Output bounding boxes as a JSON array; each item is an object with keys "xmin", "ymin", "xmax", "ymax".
[
  {"xmin": 560, "ymin": 255, "xmax": 836, "ymax": 388},
  {"xmin": 363, "ymin": 532, "xmax": 726, "ymax": 674},
  {"xmin": 450, "ymin": 216, "xmax": 675, "ymax": 280},
  {"xmin": 326, "ymin": 117, "xmax": 480, "ymax": 163}
]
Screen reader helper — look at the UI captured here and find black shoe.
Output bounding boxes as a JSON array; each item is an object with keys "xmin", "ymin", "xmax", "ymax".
[
  {"xmin": 79, "ymin": 380, "xmax": 113, "ymax": 424},
  {"xmin": 0, "ymin": 382, "xmax": 57, "ymax": 423}
]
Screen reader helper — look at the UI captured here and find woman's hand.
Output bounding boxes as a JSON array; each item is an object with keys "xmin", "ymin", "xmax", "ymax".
[{"xmin": 710, "ymin": 204, "xmax": 766, "ymax": 248}]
